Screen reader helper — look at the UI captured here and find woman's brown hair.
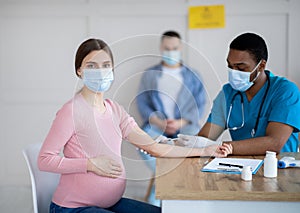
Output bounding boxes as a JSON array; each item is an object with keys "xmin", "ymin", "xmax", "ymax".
[{"xmin": 75, "ymin": 38, "xmax": 114, "ymax": 77}]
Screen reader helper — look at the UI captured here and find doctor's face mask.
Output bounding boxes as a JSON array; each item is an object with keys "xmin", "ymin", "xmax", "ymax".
[{"xmin": 228, "ymin": 60, "xmax": 262, "ymax": 92}]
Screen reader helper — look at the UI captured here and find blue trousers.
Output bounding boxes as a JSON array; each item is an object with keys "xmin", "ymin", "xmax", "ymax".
[{"xmin": 50, "ymin": 198, "xmax": 161, "ymax": 213}]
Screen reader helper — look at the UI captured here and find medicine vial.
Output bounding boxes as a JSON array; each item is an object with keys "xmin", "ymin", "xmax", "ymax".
[
  {"xmin": 241, "ymin": 166, "xmax": 252, "ymax": 181},
  {"xmin": 263, "ymin": 151, "xmax": 278, "ymax": 178}
]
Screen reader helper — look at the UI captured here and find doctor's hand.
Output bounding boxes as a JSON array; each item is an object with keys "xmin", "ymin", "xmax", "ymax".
[
  {"xmin": 176, "ymin": 134, "xmax": 219, "ymax": 148},
  {"xmin": 88, "ymin": 156, "xmax": 122, "ymax": 178},
  {"xmin": 176, "ymin": 134, "xmax": 232, "ymax": 157}
]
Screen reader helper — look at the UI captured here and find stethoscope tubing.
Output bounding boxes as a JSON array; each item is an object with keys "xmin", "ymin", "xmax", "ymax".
[{"xmin": 226, "ymin": 72, "xmax": 270, "ymax": 137}]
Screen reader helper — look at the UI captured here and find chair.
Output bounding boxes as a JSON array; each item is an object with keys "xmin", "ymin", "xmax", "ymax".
[
  {"xmin": 22, "ymin": 143, "xmax": 60, "ymax": 213},
  {"xmin": 144, "ymin": 175, "xmax": 155, "ymax": 202}
]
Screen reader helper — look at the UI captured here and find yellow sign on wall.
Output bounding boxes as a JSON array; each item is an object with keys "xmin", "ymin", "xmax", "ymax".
[{"xmin": 189, "ymin": 5, "xmax": 225, "ymax": 29}]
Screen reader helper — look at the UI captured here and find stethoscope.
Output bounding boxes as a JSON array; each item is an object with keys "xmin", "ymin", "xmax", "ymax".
[{"xmin": 226, "ymin": 73, "xmax": 270, "ymax": 137}]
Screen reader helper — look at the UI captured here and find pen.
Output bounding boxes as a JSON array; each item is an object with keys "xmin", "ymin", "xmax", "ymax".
[
  {"xmin": 217, "ymin": 167, "xmax": 241, "ymax": 172},
  {"xmin": 203, "ymin": 156, "xmax": 214, "ymax": 165},
  {"xmin": 218, "ymin": 162, "xmax": 244, "ymax": 168}
]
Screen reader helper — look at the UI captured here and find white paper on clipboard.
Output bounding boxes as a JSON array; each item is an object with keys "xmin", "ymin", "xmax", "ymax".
[{"xmin": 201, "ymin": 158, "xmax": 263, "ymax": 174}]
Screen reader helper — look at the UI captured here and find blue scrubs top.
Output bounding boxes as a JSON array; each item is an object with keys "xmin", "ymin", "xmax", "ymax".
[{"xmin": 207, "ymin": 71, "xmax": 300, "ymax": 152}]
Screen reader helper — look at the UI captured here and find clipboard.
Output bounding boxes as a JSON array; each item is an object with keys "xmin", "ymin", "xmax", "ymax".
[{"xmin": 201, "ymin": 158, "xmax": 263, "ymax": 174}]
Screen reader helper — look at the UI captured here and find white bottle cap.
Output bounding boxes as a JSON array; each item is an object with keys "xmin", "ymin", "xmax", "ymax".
[{"xmin": 266, "ymin": 151, "xmax": 276, "ymax": 156}]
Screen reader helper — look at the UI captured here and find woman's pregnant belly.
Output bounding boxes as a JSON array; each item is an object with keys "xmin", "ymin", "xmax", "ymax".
[{"xmin": 52, "ymin": 171, "xmax": 126, "ymax": 208}]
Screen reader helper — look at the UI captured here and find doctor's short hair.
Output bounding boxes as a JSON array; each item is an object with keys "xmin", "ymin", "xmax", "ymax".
[
  {"xmin": 161, "ymin": 30, "xmax": 181, "ymax": 41},
  {"xmin": 229, "ymin": 32, "xmax": 268, "ymax": 63},
  {"xmin": 75, "ymin": 38, "xmax": 114, "ymax": 77}
]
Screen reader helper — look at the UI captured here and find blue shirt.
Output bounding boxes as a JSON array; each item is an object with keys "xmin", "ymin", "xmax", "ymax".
[
  {"xmin": 137, "ymin": 63, "xmax": 206, "ymax": 136},
  {"xmin": 208, "ymin": 71, "xmax": 300, "ymax": 152}
]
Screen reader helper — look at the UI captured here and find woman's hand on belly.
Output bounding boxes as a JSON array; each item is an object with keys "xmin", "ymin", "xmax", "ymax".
[{"xmin": 87, "ymin": 156, "xmax": 123, "ymax": 178}]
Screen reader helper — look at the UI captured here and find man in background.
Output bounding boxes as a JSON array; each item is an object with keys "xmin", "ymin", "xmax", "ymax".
[{"xmin": 136, "ymin": 30, "xmax": 206, "ymax": 206}]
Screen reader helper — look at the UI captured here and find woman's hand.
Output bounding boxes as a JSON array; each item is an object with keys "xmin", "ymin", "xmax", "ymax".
[
  {"xmin": 212, "ymin": 143, "xmax": 233, "ymax": 158},
  {"xmin": 87, "ymin": 156, "xmax": 122, "ymax": 178}
]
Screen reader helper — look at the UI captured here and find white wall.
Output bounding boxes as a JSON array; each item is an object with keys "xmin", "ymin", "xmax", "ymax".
[
  {"xmin": 188, "ymin": 0, "xmax": 300, "ymax": 101},
  {"xmin": 0, "ymin": 0, "xmax": 299, "ymax": 199}
]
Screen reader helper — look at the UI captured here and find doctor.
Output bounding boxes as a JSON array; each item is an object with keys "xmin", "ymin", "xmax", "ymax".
[{"xmin": 178, "ymin": 32, "xmax": 300, "ymax": 155}]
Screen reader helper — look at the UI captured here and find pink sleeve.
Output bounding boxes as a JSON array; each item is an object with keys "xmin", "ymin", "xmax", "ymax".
[
  {"xmin": 109, "ymin": 100, "xmax": 138, "ymax": 140},
  {"xmin": 120, "ymin": 113, "xmax": 138, "ymax": 140},
  {"xmin": 38, "ymin": 102, "xmax": 88, "ymax": 174}
]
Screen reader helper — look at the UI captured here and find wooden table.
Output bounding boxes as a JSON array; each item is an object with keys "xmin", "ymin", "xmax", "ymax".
[{"xmin": 156, "ymin": 153, "xmax": 300, "ymax": 213}]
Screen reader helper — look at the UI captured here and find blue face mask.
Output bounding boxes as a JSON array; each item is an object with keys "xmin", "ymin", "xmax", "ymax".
[
  {"xmin": 82, "ymin": 68, "xmax": 114, "ymax": 92},
  {"xmin": 162, "ymin": 50, "xmax": 181, "ymax": 66},
  {"xmin": 228, "ymin": 60, "xmax": 261, "ymax": 92}
]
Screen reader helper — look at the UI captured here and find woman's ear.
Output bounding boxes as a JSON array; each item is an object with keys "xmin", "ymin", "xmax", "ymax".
[{"xmin": 77, "ymin": 68, "xmax": 82, "ymax": 78}]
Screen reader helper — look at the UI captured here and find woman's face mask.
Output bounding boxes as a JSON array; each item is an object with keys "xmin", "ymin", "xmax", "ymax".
[
  {"xmin": 228, "ymin": 60, "xmax": 262, "ymax": 92},
  {"xmin": 82, "ymin": 68, "xmax": 114, "ymax": 92}
]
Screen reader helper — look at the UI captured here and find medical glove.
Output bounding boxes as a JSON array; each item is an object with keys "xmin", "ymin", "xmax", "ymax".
[{"xmin": 177, "ymin": 134, "xmax": 220, "ymax": 148}]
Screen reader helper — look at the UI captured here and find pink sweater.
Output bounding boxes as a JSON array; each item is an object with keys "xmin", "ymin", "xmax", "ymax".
[{"xmin": 38, "ymin": 94, "xmax": 137, "ymax": 208}]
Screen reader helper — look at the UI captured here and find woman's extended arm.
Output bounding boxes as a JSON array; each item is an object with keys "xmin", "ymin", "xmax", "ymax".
[{"xmin": 127, "ymin": 126, "xmax": 231, "ymax": 158}]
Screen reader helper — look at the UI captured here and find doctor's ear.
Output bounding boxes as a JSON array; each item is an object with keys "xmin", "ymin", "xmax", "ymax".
[{"xmin": 259, "ymin": 59, "xmax": 267, "ymax": 71}]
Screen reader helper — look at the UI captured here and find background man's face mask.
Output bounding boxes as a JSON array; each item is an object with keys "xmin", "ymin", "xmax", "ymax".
[
  {"xmin": 162, "ymin": 50, "xmax": 181, "ymax": 66},
  {"xmin": 228, "ymin": 60, "xmax": 262, "ymax": 92},
  {"xmin": 82, "ymin": 68, "xmax": 114, "ymax": 92}
]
